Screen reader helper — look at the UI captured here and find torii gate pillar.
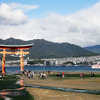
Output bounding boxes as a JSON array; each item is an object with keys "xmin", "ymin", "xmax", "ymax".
[
  {"xmin": 2, "ymin": 57, "xmax": 5, "ymax": 74},
  {"xmin": 2, "ymin": 49, "xmax": 6, "ymax": 74},
  {"xmin": 20, "ymin": 49, "xmax": 24, "ymax": 72}
]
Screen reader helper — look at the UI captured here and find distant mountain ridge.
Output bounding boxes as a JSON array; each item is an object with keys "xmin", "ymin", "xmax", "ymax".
[
  {"xmin": 84, "ymin": 45, "xmax": 100, "ymax": 54},
  {"xmin": 0, "ymin": 38, "xmax": 97, "ymax": 59}
]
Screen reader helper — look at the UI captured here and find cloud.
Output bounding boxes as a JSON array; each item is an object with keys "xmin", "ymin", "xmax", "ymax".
[
  {"xmin": 36, "ymin": 1, "xmax": 100, "ymax": 47},
  {"xmin": 0, "ymin": 2, "xmax": 100, "ymax": 47},
  {"xmin": 9, "ymin": 2, "xmax": 39, "ymax": 12},
  {"xmin": 0, "ymin": 3, "xmax": 27, "ymax": 25},
  {"xmin": 0, "ymin": 3, "xmax": 39, "ymax": 25}
]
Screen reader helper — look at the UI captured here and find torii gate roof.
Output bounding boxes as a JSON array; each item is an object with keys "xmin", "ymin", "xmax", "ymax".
[{"xmin": 0, "ymin": 43, "xmax": 33, "ymax": 49}]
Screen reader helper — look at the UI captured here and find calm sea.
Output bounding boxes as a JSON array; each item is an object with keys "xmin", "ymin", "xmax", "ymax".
[{"xmin": 0, "ymin": 66, "xmax": 100, "ymax": 74}]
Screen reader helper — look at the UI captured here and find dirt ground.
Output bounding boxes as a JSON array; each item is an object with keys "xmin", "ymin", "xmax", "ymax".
[
  {"xmin": 26, "ymin": 88, "xmax": 100, "ymax": 100},
  {"xmin": 23, "ymin": 72, "xmax": 100, "ymax": 100}
]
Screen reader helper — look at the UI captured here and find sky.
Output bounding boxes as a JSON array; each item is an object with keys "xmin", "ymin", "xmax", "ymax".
[{"xmin": 0, "ymin": 0, "xmax": 100, "ymax": 47}]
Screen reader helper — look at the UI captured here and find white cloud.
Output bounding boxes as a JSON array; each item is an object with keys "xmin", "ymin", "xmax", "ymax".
[
  {"xmin": 9, "ymin": 2, "xmax": 39, "ymax": 12},
  {"xmin": 0, "ymin": 2, "xmax": 100, "ymax": 47},
  {"xmin": 36, "ymin": 1, "xmax": 100, "ymax": 47},
  {"xmin": 0, "ymin": 3, "xmax": 39, "ymax": 25},
  {"xmin": 0, "ymin": 3, "xmax": 27, "ymax": 25}
]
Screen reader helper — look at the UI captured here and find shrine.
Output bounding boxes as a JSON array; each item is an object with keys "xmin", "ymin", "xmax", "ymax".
[{"xmin": 0, "ymin": 44, "xmax": 33, "ymax": 74}]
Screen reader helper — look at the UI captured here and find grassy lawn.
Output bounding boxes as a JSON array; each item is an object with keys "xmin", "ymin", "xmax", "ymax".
[
  {"xmin": 48, "ymin": 73, "xmax": 100, "ymax": 80},
  {"xmin": 0, "ymin": 74, "xmax": 34, "ymax": 100},
  {"xmin": 23, "ymin": 72, "xmax": 100, "ymax": 100}
]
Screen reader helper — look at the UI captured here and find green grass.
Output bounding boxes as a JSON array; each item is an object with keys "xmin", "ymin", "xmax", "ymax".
[
  {"xmin": 48, "ymin": 73, "xmax": 100, "ymax": 80},
  {"xmin": 8, "ymin": 90, "xmax": 34, "ymax": 100},
  {"xmin": 0, "ymin": 75, "xmax": 21, "ymax": 90},
  {"xmin": 0, "ymin": 74, "xmax": 34, "ymax": 100}
]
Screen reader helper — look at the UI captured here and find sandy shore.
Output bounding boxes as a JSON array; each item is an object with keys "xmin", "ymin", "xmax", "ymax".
[{"xmin": 23, "ymin": 72, "xmax": 100, "ymax": 100}]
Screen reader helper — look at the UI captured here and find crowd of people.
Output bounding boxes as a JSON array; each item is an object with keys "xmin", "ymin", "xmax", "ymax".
[
  {"xmin": 56, "ymin": 72, "xmax": 95, "ymax": 79},
  {"xmin": 22, "ymin": 70, "xmax": 48, "ymax": 79},
  {"xmin": 80, "ymin": 73, "xmax": 95, "ymax": 79},
  {"xmin": 56, "ymin": 72, "xmax": 65, "ymax": 78}
]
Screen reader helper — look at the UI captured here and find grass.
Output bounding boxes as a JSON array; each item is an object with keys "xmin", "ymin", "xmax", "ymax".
[
  {"xmin": 48, "ymin": 73, "xmax": 100, "ymax": 80},
  {"xmin": 0, "ymin": 74, "xmax": 34, "ymax": 100},
  {"xmin": 8, "ymin": 90, "xmax": 34, "ymax": 100},
  {"xmin": 0, "ymin": 75, "xmax": 19, "ymax": 90}
]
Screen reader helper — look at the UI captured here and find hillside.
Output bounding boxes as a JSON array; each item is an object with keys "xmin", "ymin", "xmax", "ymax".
[
  {"xmin": 0, "ymin": 38, "xmax": 97, "ymax": 59},
  {"xmin": 84, "ymin": 45, "xmax": 100, "ymax": 54}
]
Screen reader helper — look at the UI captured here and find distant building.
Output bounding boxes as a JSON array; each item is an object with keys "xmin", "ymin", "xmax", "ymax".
[
  {"xmin": 44, "ymin": 60, "xmax": 59, "ymax": 66},
  {"xmin": 44, "ymin": 61, "xmax": 51, "ymax": 66},
  {"xmin": 24, "ymin": 59, "xmax": 27, "ymax": 66}
]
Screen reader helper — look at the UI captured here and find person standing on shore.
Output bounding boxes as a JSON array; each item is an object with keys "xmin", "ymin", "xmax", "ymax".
[
  {"xmin": 82, "ymin": 73, "xmax": 85, "ymax": 79},
  {"xmin": 92, "ymin": 73, "xmax": 95, "ymax": 78},
  {"xmin": 80, "ymin": 73, "xmax": 83, "ymax": 79},
  {"xmin": 91, "ymin": 73, "xmax": 95, "ymax": 78},
  {"xmin": 62, "ymin": 72, "xmax": 64, "ymax": 78},
  {"xmin": 28, "ymin": 73, "xmax": 30, "ymax": 78}
]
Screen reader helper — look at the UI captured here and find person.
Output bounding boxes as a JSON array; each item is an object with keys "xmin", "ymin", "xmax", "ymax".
[
  {"xmin": 91, "ymin": 73, "xmax": 93, "ymax": 78},
  {"xmin": 82, "ymin": 73, "xmax": 85, "ymax": 79},
  {"xmin": 59, "ymin": 72, "xmax": 62, "ymax": 78},
  {"xmin": 1, "ymin": 74, "xmax": 4, "ymax": 80},
  {"xmin": 28, "ymin": 73, "xmax": 30, "ymax": 78},
  {"xmin": 30, "ymin": 73, "xmax": 33, "ymax": 79},
  {"xmin": 92, "ymin": 73, "xmax": 95, "ymax": 78},
  {"xmin": 62, "ymin": 72, "xmax": 64, "ymax": 78},
  {"xmin": 0, "ymin": 74, "xmax": 2, "ymax": 80},
  {"xmin": 80, "ymin": 73, "xmax": 83, "ymax": 79},
  {"xmin": 43, "ymin": 73, "xmax": 46, "ymax": 79},
  {"xmin": 41, "ymin": 73, "xmax": 44, "ymax": 79},
  {"xmin": 91, "ymin": 73, "xmax": 95, "ymax": 78},
  {"xmin": 56, "ymin": 73, "xmax": 59, "ymax": 77}
]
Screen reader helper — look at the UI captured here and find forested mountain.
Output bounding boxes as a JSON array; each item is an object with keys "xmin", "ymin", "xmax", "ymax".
[
  {"xmin": 84, "ymin": 45, "xmax": 100, "ymax": 54},
  {"xmin": 0, "ymin": 38, "xmax": 97, "ymax": 59}
]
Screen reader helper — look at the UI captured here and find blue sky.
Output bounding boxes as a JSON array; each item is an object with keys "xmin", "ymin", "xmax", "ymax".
[
  {"xmin": 0, "ymin": 0, "xmax": 100, "ymax": 47},
  {"xmin": 0, "ymin": 0, "xmax": 99, "ymax": 18}
]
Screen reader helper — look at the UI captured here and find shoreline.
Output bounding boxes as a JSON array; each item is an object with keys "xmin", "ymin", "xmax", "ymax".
[{"xmin": 0, "ymin": 65, "xmax": 100, "ymax": 74}]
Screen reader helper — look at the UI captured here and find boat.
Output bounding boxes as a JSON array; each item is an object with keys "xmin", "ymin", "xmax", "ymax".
[{"xmin": 92, "ymin": 62, "xmax": 100, "ymax": 69}]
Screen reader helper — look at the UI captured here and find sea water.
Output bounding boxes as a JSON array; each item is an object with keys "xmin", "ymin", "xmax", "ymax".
[{"xmin": 0, "ymin": 66, "xmax": 100, "ymax": 74}]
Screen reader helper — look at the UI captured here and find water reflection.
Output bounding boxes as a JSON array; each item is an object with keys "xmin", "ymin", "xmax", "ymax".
[
  {"xmin": 0, "ymin": 91, "xmax": 12, "ymax": 95},
  {"xmin": 20, "ymin": 76, "xmax": 24, "ymax": 86},
  {"xmin": 0, "ymin": 75, "xmax": 25, "ymax": 99},
  {"xmin": 0, "ymin": 92, "xmax": 12, "ymax": 100},
  {"xmin": 0, "ymin": 95, "xmax": 11, "ymax": 100},
  {"xmin": 16, "ymin": 76, "xmax": 24, "ymax": 86}
]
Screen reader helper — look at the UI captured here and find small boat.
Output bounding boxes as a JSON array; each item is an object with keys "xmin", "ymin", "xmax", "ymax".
[{"xmin": 92, "ymin": 62, "xmax": 100, "ymax": 69}]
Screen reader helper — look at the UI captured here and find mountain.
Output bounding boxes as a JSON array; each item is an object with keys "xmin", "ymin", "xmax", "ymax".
[
  {"xmin": 0, "ymin": 38, "xmax": 97, "ymax": 59},
  {"xmin": 84, "ymin": 45, "xmax": 100, "ymax": 54}
]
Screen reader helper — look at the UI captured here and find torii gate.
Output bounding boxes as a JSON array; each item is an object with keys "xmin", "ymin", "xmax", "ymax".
[{"xmin": 0, "ymin": 44, "xmax": 33, "ymax": 74}]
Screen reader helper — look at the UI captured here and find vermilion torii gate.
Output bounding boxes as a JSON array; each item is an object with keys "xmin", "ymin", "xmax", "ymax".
[{"xmin": 0, "ymin": 44, "xmax": 33, "ymax": 74}]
